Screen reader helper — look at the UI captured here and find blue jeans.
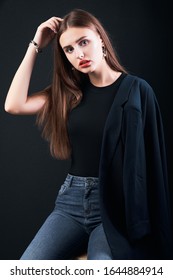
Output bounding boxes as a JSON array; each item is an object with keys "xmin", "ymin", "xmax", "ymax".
[{"xmin": 20, "ymin": 174, "xmax": 113, "ymax": 260}]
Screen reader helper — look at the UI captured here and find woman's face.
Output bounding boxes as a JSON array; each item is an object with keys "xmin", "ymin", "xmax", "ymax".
[{"xmin": 59, "ymin": 27, "xmax": 104, "ymax": 74}]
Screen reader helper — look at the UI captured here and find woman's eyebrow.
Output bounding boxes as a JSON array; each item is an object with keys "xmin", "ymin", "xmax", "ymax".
[{"xmin": 62, "ymin": 36, "xmax": 87, "ymax": 50}]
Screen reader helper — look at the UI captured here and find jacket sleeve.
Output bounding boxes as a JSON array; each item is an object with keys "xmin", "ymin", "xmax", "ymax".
[
  {"xmin": 122, "ymin": 80, "xmax": 150, "ymax": 240},
  {"xmin": 122, "ymin": 78, "xmax": 173, "ymax": 258}
]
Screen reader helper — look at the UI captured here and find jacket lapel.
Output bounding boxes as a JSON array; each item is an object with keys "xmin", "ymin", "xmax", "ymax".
[{"xmin": 99, "ymin": 75, "xmax": 136, "ymax": 170}]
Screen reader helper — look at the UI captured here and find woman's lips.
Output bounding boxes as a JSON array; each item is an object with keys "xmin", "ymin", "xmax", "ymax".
[{"xmin": 79, "ymin": 60, "xmax": 91, "ymax": 68}]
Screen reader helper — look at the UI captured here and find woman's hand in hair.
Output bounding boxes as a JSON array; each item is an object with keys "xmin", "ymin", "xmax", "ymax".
[{"xmin": 33, "ymin": 17, "xmax": 63, "ymax": 49}]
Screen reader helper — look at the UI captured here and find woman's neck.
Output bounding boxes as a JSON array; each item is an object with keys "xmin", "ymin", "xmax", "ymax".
[{"xmin": 88, "ymin": 65, "xmax": 122, "ymax": 87}]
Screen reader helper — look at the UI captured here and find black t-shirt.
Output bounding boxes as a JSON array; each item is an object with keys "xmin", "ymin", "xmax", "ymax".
[{"xmin": 68, "ymin": 73, "xmax": 126, "ymax": 177}]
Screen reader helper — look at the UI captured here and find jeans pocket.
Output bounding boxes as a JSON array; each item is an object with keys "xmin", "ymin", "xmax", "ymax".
[{"xmin": 58, "ymin": 180, "xmax": 71, "ymax": 196}]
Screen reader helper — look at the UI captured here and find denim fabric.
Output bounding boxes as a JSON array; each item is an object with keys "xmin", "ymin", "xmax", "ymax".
[{"xmin": 20, "ymin": 174, "xmax": 113, "ymax": 260}]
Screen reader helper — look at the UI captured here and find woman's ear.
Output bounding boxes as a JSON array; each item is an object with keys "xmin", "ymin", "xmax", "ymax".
[{"xmin": 99, "ymin": 36, "xmax": 104, "ymax": 46}]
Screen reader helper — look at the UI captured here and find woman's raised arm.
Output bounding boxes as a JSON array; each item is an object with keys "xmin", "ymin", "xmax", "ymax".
[{"xmin": 4, "ymin": 17, "xmax": 62, "ymax": 115}]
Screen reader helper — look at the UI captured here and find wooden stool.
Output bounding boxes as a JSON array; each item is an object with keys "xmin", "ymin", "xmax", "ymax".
[{"xmin": 75, "ymin": 253, "xmax": 87, "ymax": 260}]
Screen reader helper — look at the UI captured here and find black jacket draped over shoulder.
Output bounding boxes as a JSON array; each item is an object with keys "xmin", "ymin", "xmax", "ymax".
[{"xmin": 99, "ymin": 74, "xmax": 173, "ymax": 259}]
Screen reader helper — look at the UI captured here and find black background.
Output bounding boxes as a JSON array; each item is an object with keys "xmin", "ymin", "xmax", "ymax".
[{"xmin": 0, "ymin": 0, "xmax": 172, "ymax": 259}]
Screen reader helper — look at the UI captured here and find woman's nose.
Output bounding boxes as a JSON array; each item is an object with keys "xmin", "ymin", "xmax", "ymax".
[
  {"xmin": 78, "ymin": 53, "xmax": 84, "ymax": 59},
  {"xmin": 75, "ymin": 47, "xmax": 84, "ymax": 59}
]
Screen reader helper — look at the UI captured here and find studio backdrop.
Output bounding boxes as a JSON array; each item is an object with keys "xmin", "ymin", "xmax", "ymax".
[{"xmin": 0, "ymin": 0, "xmax": 172, "ymax": 259}]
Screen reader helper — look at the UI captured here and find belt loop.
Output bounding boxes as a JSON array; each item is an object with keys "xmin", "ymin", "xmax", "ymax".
[{"xmin": 67, "ymin": 173, "xmax": 73, "ymax": 188}]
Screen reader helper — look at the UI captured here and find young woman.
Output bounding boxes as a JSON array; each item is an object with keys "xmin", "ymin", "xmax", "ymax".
[{"xmin": 5, "ymin": 9, "xmax": 172, "ymax": 260}]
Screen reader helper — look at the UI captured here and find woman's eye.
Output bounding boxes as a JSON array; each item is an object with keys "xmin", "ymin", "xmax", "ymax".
[
  {"xmin": 80, "ymin": 39, "xmax": 89, "ymax": 46},
  {"xmin": 65, "ymin": 47, "xmax": 73, "ymax": 53}
]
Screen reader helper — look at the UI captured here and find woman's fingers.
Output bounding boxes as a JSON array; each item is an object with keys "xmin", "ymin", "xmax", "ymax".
[
  {"xmin": 33, "ymin": 16, "xmax": 63, "ymax": 48},
  {"xmin": 45, "ymin": 17, "xmax": 63, "ymax": 33}
]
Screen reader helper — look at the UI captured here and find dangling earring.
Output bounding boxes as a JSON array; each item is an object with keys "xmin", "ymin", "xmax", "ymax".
[{"xmin": 102, "ymin": 45, "xmax": 107, "ymax": 58}]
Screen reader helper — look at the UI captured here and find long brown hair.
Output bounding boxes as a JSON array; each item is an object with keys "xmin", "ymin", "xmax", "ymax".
[{"xmin": 37, "ymin": 9, "xmax": 127, "ymax": 159}]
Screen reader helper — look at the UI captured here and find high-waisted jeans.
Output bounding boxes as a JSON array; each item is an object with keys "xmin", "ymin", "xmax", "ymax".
[{"xmin": 20, "ymin": 174, "xmax": 113, "ymax": 260}]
